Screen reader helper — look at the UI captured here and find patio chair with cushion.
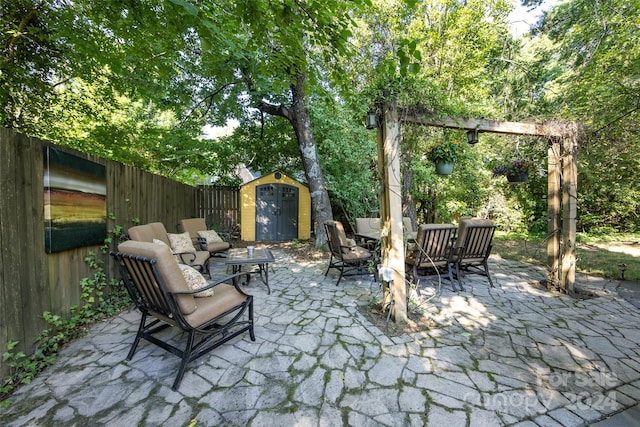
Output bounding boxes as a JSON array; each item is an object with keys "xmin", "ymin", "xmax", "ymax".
[
  {"xmin": 451, "ymin": 218, "xmax": 496, "ymax": 289},
  {"xmin": 355, "ymin": 217, "xmax": 381, "ymax": 249},
  {"xmin": 179, "ymin": 217, "xmax": 230, "ymax": 257},
  {"xmin": 324, "ymin": 220, "xmax": 377, "ymax": 286},
  {"xmin": 111, "ymin": 240, "xmax": 254, "ymax": 391},
  {"xmin": 127, "ymin": 222, "xmax": 211, "ymax": 276},
  {"xmin": 405, "ymin": 224, "xmax": 459, "ymax": 292}
]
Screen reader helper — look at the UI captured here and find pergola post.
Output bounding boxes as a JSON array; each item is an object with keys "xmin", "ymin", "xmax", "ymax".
[
  {"xmin": 378, "ymin": 100, "xmax": 407, "ymax": 322},
  {"xmin": 547, "ymin": 140, "xmax": 561, "ymax": 288},
  {"xmin": 561, "ymin": 132, "xmax": 578, "ymax": 293},
  {"xmin": 374, "ymin": 109, "xmax": 579, "ymax": 321}
]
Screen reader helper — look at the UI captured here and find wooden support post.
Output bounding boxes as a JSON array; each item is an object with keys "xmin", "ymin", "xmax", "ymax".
[
  {"xmin": 547, "ymin": 140, "xmax": 561, "ymax": 289},
  {"xmin": 379, "ymin": 101, "xmax": 407, "ymax": 323},
  {"xmin": 561, "ymin": 133, "xmax": 578, "ymax": 293}
]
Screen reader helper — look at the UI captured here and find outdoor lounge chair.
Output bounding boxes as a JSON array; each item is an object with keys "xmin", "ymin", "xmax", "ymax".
[
  {"xmin": 111, "ymin": 240, "xmax": 255, "ymax": 391},
  {"xmin": 451, "ymin": 218, "xmax": 496, "ymax": 289},
  {"xmin": 179, "ymin": 217, "xmax": 230, "ymax": 257},
  {"xmin": 127, "ymin": 222, "xmax": 211, "ymax": 276},
  {"xmin": 355, "ymin": 217, "xmax": 381, "ymax": 249},
  {"xmin": 324, "ymin": 220, "xmax": 377, "ymax": 286},
  {"xmin": 405, "ymin": 224, "xmax": 459, "ymax": 292}
]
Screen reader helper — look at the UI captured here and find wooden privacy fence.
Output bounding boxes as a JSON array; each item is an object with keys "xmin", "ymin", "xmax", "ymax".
[
  {"xmin": 0, "ymin": 129, "xmax": 237, "ymax": 378},
  {"xmin": 195, "ymin": 185, "xmax": 240, "ymax": 236}
]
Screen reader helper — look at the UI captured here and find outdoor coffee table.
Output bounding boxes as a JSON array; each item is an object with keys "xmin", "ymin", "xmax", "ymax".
[{"xmin": 225, "ymin": 248, "xmax": 275, "ymax": 294}]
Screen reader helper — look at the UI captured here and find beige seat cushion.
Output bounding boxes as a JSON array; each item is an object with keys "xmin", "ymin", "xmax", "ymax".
[
  {"xmin": 198, "ymin": 229, "xmax": 231, "ymax": 253},
  {"xmin": 184, "ymin": 284, "xmax": 248, "ymax": 328},
  {"xmin": 128, "ymin": 222, "xmax": 171, "ymax": 245},
  {"xmin": 355, "ymin": 218, "xmax": 380, "ymax": 235},
  {"xmin": 117, "ymin": 240, "xmax": 197, "ymax": 315},
  {"xmin": 179, "ymin": 218, "xmax": 207, "ymax": 237},
  {"xmin": 206, "ymin": 241, "xmax": 230, "ymax": 253},
  {"xmin": 342, "ymin": 245, "xmax": 372, "ymax": 262}
]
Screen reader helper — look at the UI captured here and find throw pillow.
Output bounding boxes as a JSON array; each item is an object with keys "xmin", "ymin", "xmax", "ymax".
[
  {"xmin": 197, "ymin": 229, "xmax": 223, "ymax": 244},
  {"xmin": 152, "ymin": 238, "xmax": 181, "ymax": 263},
  {"xmin": 178, "ymin": 264, "xmax": 214, "ymax": 297},
  {"xmin": 167, "ymin": 232, "xmax": 197, "ymax": 253},
  {"xmin": 152, "ymin": 238, "xmax": 169, "ymax": 247}
]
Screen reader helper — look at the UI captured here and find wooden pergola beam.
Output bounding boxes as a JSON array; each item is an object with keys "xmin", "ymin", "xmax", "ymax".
[
  {"xmin": 399, "ymin": 111, "xmax": 566, "ymax": 138},
  {"xmin": 377, "ymin": 103, "xmax": 579, "ymax": 323}
]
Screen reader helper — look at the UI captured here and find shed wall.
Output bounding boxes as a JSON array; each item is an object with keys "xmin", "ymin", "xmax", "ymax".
[{"xmin": 240, "ymin": 172, "xmax": 311, "ymax": 241}]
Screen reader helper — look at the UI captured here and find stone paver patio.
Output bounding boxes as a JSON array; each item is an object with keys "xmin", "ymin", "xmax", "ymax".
[{"xmin": 2, "ymin": 249, "xmax": 640, "ymax": 426}]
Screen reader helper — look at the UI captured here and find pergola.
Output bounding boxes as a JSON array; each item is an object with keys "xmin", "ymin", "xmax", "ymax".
[{"xmin": 375, "ymin": 100, "xmax": 580, "ymax": 322}]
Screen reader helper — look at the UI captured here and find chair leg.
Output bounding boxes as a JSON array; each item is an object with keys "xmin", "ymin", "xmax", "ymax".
[
  {"xmin": 249, "ymin": 298, "xmax": 256, "ymax": 341},
  {"xmin": 324, "ymin": 254, "xmax": 334, "ymax": 277},
  {"xmin": 448, "ymin": 265, "xmax": 460, "ymax": 292},
  {"xmin": 335, "ymin": 264, "xmax": 345, "ymax": 286},
  {"xmin": 483, "ymin": 260, "xmax": 494, "ymax": 287},
  {"xmin": 412, "ymin": 266, "xmax": 422, "ymax": 296},
  {"xmin": 454, "ymin": 262, "xmax": 464, "ymax": 290},
  {"xmin": 172, "ymin": 330, "xmax": 196, "ymax": 391},
  {"xmin": 127, "ymin": 313, "xmax": 148, "ymax": 361}
]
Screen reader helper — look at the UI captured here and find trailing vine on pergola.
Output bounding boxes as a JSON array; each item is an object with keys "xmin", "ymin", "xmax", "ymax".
[{"xmin": 374, "ymin": 100, "xmax": 581, "ymax": 323}]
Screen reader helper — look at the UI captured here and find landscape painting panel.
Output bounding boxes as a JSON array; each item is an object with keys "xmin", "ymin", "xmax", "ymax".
[{"xmin": 44, "ymin": 147, "xmax": 107, "ymax": 253}]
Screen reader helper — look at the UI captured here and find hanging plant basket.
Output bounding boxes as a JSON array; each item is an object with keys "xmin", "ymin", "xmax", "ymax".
[
  {"xmin": 493, "ymin": 160, "xmax": 536, "ymax": 182},
  {"xmin": 435, "ymin": 161, "xmax": 454, "ymax": 175},
  {"xmin": 506, "ymin": 172, "xmax": 528, "ymax": 182}
]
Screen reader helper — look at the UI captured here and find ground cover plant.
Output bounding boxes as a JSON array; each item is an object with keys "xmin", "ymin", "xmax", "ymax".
[{"xmin": 492, "ymin": 231, "xmax": 640, "ymax": 282}]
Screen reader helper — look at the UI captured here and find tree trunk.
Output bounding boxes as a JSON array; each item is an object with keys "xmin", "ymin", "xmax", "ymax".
[
  {"xmin": 289, "ymin": 74, "xmax": 333, "ymax": 247},
  {"xmin": 256, "ymin": 72, "xmax": 333, "ymax": 247}
]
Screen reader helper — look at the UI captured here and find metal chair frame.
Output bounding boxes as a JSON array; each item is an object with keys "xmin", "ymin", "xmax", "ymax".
[
  {"xmin": 324, "ymin": 220, "xmax": 377, "ymax": 286},
  {"xmin": 111, "ymin": 250, "xmax": 254, "ymax": 390},
  {"xmin": 406, "ymin": 224, "xmax": 459, "ymax": 292},
  {"xmin": 452, "ymin": 222, "xmax": 496, "ymax": 289}
]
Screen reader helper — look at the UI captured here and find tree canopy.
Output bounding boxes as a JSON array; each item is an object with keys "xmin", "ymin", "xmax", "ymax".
[{"xmin": 2, "ymin": 0, "xmax": 638, "ymax": 233}]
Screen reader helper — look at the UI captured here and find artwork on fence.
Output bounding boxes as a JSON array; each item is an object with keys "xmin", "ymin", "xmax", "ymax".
[{"xmin": 44, "ymin": 147, "xmax": 107, "ymax": 253}]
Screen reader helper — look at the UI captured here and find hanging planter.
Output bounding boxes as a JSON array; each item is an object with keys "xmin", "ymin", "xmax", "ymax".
[
  {"xmin": 427, "ymin": 138, "xmax": 465, "ymax": 176},
  {"xmin": 435, "ymin": 161, "xmax": 454, "ymax": 175},
  {"xmin": 492, "ymin": 160, "xmax": 536, "ymax": 183}
]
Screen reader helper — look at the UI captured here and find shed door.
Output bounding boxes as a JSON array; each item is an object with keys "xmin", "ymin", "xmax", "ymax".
[{"xmin": 256, "ymin": 184, "xmax": 298, "ymax": 241}]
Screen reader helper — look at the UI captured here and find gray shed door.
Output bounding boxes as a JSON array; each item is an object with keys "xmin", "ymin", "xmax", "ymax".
[{"xmin": 255, "ymin": 184, "xmax": 298, "ymax": 241}]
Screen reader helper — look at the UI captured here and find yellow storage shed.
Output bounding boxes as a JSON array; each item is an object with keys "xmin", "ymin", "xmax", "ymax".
[{"xmin": 240, "ymin": 171, "xmax": 311, "ymax": 241}]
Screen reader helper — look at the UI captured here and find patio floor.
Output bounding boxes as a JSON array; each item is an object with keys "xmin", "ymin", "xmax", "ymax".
[{"xmin": 2, "ymin": 249, "xmax": 640, "ymax": 426}]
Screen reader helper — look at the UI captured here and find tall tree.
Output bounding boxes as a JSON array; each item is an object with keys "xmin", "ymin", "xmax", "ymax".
[
  {"xmin": 346, "ymin": 0, "xmax": 515, "ymax": 223},
  {"xmin": 534, "ymin": 0, "xmax": 640, "ymax": 231}
]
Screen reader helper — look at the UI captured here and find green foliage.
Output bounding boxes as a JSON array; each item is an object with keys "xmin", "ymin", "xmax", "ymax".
[
  {"xmin": 426, "ymin": 139, "xmax": 466, "ymax": 163},
  {"xmin": 219, "ymin": 113, "xmax": 301, "ymax": 179},
  {"xmin": 4, "ymin": 0, "xmax": 640, "ymax": 237},
  {"xmin": 493, "ymin": 231, "xmax": 640, "ymax": 281},
  {"xmin": 533, "ymin": 0, "xmax": 640, "ymax": 232},
  {"xmin": 0, "ymin": 230, "xmax": 131, "ymax": 405},
  {"xmin": 313, "ymin": 101, "xmax": 379, "ymax": 223}
]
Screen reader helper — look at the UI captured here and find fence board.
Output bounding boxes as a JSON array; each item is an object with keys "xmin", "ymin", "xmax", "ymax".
[
  {"xmin": 0, "ymin": 129, "xmax": 200, "ymax": 378},
  {"xmin": 0, "ymin": 129, "xmax": 28, "ymax": 360},
  {"xmin": 196, "ymin": 185, "xmax": 240, "ymax": 235}
]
